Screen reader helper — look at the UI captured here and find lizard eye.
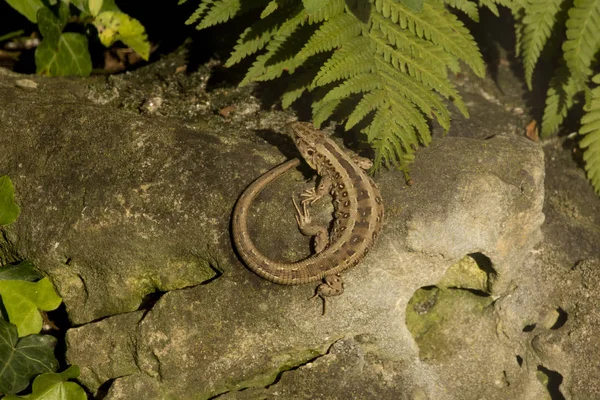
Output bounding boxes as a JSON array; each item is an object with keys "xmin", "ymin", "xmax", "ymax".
[{"xmin": 307, "ymin": 149, "xmax": 314, "ymax": 155}]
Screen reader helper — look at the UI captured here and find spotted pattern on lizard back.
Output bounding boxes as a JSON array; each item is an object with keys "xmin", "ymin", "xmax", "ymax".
[{"xmin": 231, "ymin": 122, "xmax": 384, "ymax": 285}]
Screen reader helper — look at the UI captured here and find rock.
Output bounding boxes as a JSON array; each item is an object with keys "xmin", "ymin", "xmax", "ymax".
[{"xmin": 2, "ymin": 59, "xmax": 598, "ymax": 400}]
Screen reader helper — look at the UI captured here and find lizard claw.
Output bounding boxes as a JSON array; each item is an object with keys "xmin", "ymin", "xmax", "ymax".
[{"xmin": 299, "ymin": 188, "xmax": 320, "ymax": 205}]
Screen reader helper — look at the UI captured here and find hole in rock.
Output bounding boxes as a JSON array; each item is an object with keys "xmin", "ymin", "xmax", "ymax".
[
  {"xmin": 138, "ymin": 290, "xmax": 167, "ymax": 311},
  {"xmin": 95, "ymin": 378, "xmax": 116, "ymax": 400},
  {"xmin": 550, "ymin": 307, "xmax": 568, "ymax": 330},
  {"xmin": 522, "ymin": 323, "xmax": 536, "ymax": 332},
  {"xmin": 537, "ymin": 365, "xmax": 565, "ymax": 400},
  {"xmin": 468, "ymin": 252, "xmax": 496, "ymax": 277},
  {"xmin": 516, "ymin": 355, "xmax": 523, "ymax": 366},
  {"xmin": 44, "ymin": 303, "xmax": 72, "ymax": 369}
]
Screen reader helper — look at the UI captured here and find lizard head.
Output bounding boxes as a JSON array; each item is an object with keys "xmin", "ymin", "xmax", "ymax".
[{"xmin": 289, "ymin": 122, "xmax": 325, "ymax": 170}]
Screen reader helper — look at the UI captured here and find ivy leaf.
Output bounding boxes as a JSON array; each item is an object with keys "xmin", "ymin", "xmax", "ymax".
[
  {"xmin": 0, "ymin": 319, "xmax": 58, "ymax": 395},
  {"xmin": 37, "ymin": 7, "xmax": 65, "ymax": 45},
  {"xmin": 0, "ymin": 262, "xmax": 42, "ymax": 282},
  {"xmin": 4, "ymin": 0, "xmax": 45, "ymax": 23},
  {"xmin": 0, "ymin": 176, "xmax": 20, "ymax": 226},
  {"xmin": 3, "ymin": 365, "xmax": 86, "ymax": 400},
  {"xmin": 89, "ymin": 0, "xmax": 104, "ymax": 16},
  {"xmin": 0, "ymin": 278, "xmax": 62, "ymax": 337},
  {"xmin": 35, "ymin": 33, "xmax": 92, "ymax": 77},
  {"xmin": 94, "ymin": 11, "xmax": 151, "ymax": 60}
]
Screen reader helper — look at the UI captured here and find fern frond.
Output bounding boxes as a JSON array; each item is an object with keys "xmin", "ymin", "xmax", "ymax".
[
  {"xmin": 441, "ymin": 0, "xmax": 480, "ymax": 22},
  {"xmin": 373, "ymin": 0, "xmax": 485, "ymax": 77},
  {"xmin": 520, "ymin": 0, "xmax": 563, "ymax": 90},
  {"xmin": 563, "ymin": 0, "xmax": 600, "ymax": 82},
  {"xmin": 260, "ymin": 0, "xmax": 279, "ymax": 18},
  {"xmin": 185, "ymin": 0, "xmax": 214, "ymax": 25},
  {"xmin": 375, "ymin": 56, "xmax": 453, "ymax": 129},
  {"xmin": 314, "ymin": 36, "xmax": 376, "ymax": 86},
  {"xmin": 345, "ymin": 89, "xmax": 387, "ymax": 129},
  {"xmin": 312, "ymin": 97, "xmax": 342, "ymax": 127},
  {"xmin": 479, "ymin": 0, "xmax": 500, "ymax": 17},
  {"xmin": 366, "ymin": 109, "xmax": 416, "ymax": 172},
  {"xmin": 320, "ymin": 73, "xmax": 383, "ymax": 104},
  {"xmin": 541, "ymin": 66, "xmax": 583, "ymax": 136},
  {"xmin": 226, "ymin": 14, "xmax": 280, "ymax": 67},
  {"xmin": 371, "ymin": 32, "xmax": 468, "ymax": 116},
  {"xmin": 579, "ymin": 74, "xmax": 600, "ymax": 194},
  {"xmin": 297, "ymin": 12, "xmax": 362, "ymax": 59},
  {"xmin": 196, "ymin": 0, "xmax": 242, "ymax": 29},
  {"xmin": 387, "ymin": 89, "xmax": 431, "ymax": 145},
  {"xmin": 302, "ymin": 0, "xmax": 345, "ymax": 23},
  {"xmin": 240, "ymin": 6, "xmax": 308, "ymax": 85},
  {"xmin": 371, "ymin": 12, "xmax": 460, "ymax": 74}
]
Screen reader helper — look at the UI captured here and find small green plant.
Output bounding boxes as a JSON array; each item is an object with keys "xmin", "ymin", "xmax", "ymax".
[
  {"xmin": 516, "ymin": 0, "xmax": 600, "ymax": 194},
  {"xmin": 0, "ymin": 176, "xmax": 86, "ymax": 399},
  {"xmin": 3, "ymin": 0, "xmax": 150, "ymax": 76}
]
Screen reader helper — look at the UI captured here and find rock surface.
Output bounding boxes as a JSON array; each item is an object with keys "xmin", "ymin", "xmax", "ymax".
[{"xmin": 1, "ymin": 46, "xmax": 599, "ymax": 400}]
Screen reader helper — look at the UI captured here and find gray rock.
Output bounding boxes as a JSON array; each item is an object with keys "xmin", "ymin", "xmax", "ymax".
[{"xmin": 1, "ymin": 53, "xmax": 598, "ymax": 400}]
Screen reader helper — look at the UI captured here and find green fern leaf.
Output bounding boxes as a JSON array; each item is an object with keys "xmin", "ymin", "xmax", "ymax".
[
  {"xmin": 226, "ymin": 16, "xmax": 280, "ymax": 67},
  {"xmin": 372, "ymin": 12, "xmax": 460, "ymax": 74},
  {"xmin": 520, "ymin": 0, "xmax": 562, "ymax": 90},
  {"xmin": 387, "ymin": 89, "xmax": 431, "ymax": 145},
  {"xmin": 579, "ymin": 73, "xmax": 600, "ymax": 194},
  {"xmin": 260, "ymin": 0, "xmax": 279, "ymax": 18},
  {"xmin": 479, "ymin": 0, "xmax": 500, "ymax": 17},
  {"xmin": 345, "ymin": 89, "xmax": 387, "ymax": 129},
  {"xmin": 185, "ymin": 0, "xmax": 214, "ymax": 25},
  {"xmin": 541, "ymin": 66, "xmax": 583, "ymax": 136},
  {"xmin": 312, "ymin": 97, "xmax": 342, "ymax": 127},
  {"xmin": 302, "ymin": 0, "xmax": 345, "ymax": 23},
  {"xmin": 371, "ymin": 31, "xmax": 468, "ymax": 116},
  {"xmin": 240, "ymin": 6, "xmax": 307, "ymax": 85},
  {"xmin": 373, "ymin": 0, "xmax": 485, "ymax": 77},
  {"xmin": 196, "ymin": 0, "xmax": 241, "ymax": 29},
  {"xmin": 314, "ymin": 36, "xmax": 377, "ymax": 86},
  {"xmin": 297, "ymin": 12, "xmax": 362, "ymax": 59},
  {"xmin": 376, "ymin": 56, "xmax": 453, "ymax": 129},
  {"xmin": 321, "ymin": 73, "xmax": 383, "ymax": 104},
  {"xmin": 441, "ymin": 0, "xmax": 479, "ymax": 22},
  {"xmin": 366, "ymin": 109, "xmax": 417, "ymax": 171},
  {"xmin": 563, "ymin": 0, "xmax": 600, "ymax": 82}
]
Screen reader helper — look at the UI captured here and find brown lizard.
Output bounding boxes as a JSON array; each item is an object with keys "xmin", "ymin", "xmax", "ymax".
[{"xmin": 232, "ymin": 122, "xmax": 384, "ymax": 310}]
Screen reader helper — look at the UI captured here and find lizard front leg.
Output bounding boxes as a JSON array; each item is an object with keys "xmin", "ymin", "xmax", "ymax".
[
  {"xmin": 292, "ymin": 198, "xmax": 329, "ymax": 253},
  {"xmin": 299, "ymin": 175, "xmax": 332, "ymax": 206}
]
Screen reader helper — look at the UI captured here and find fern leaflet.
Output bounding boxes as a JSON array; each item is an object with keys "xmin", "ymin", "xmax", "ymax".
[
  {"xmin": 579, "ymin": 73, "xmax": 600, "ymax": 194},
  {"xmin": 297, "ymin": 12, "xmax": 362, "ymax": 59},
  {"xmin": 441, "ymin": 0, "xmax": 480, "ymax": 22},
  {"xmin": 520, "ymin": 0, "xmax": 562, "ymax": 90},
  {"xmin": 563, "ymin": 0, "xmax": 600, "ymax": 83}
]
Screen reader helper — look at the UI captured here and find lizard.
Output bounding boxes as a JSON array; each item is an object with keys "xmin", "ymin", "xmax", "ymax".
[{"xmin": 231, "ymin": 121, "xmax": 384, "ymax": 311}]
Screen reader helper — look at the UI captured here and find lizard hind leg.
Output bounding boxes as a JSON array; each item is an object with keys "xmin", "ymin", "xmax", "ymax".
[{"xmin": 310, "ymin": 274, "xmax": 345, "ymax": 315}]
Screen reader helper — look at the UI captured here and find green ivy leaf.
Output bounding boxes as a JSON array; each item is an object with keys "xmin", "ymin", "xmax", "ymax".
[
  {"xmin": 0, "ymin": 319, "xmax": 58, "ymax": 395},
  {"xmin": 94, "ymin": 11, "xmax": 150, "ymax": 60},
  {"xmin": 3, "ymin": 365, "xmax": 86, "ymax": 400},
  {"xmin": 89, "ymin": 0, "xmax": 104, "ymax": 16},
  {"xmin": 0, "ymin": 278, "xmax": 62, "ymax": 337},
  {"xmin": 35, "ymin": 32, "xmax": 92, "ymax": 77},
  {"xmin": 0, "ymin": 176, "xmax": 20, "ymax": 226},
  {"xmin": 0, "ymin": 261, "xmax": 42, "ymax": 282},
  {"xmin": 5, "ymin": 0, "xmax": 45, "ymax": 23},
  {"xmin": 37, "ymin": 7, "xmax": 65, "ymax": 45}
]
